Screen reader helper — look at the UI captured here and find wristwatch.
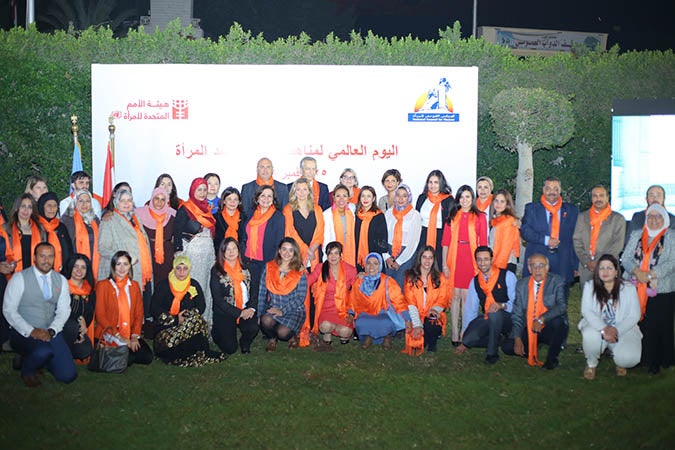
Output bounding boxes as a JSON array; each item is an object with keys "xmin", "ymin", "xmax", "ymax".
[
  {"xmin": 536, "ymin": 318, "xmax": 544, "ymax": 325},
  {"xmin": 47, "ymin": 328, "xmax": 56, "ymax": 338}
]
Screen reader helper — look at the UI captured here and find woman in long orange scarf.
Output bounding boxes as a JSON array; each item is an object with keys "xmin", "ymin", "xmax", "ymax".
[
  {"xmin": 384, "ymin": 184, "xmax": 422, "ymax": 289},
  {"xmin": 475, "ymin": 176, "xmax": 494, "ymax": 232},
  {"xmin": 284, "ymin": 177, "xmax": 324, "ymax": 271},
  {"xmin": 94, "ymin": 251, "xmax": 153, "ymax": 366},
  {"xmin": 136, "ymin": 187, "xmax": 176, "ymax": 286},
  {"xmin": 61, "ymin": 254, "xmax": 95, "ymax": 361},
  {"xmin": 214, "ymin": 186, "xmax": 246, "ymax": 252},
  {"xmin": 402, "ymin": 246, "xmax": 450, "ymax": 355},
  {"xmin": 5, "ymin": 194, "xmax": 45, "ymax": 273},
  {"xmin": 174, "ymin": 178, "xmax": 217, "ymax": 327},
  {"xmin": 258, "ymin": 238, "xmax": 307, "ymax": 351},
  {"xmin": 323, "ymin": 184, "xmax": 356, "ymax": 266},
  {"xmin": 489, "ymin": 189, "xmax": 521, "ymax": 272},
  {"xmin": 211, "ymin": 237, "xmax": 259, "ymax": 354},
  {"xmin": 37, "ymin": 192, "xmax": 73, "ymax": 273},
  {"xmin": 622, "ymin": 203, "xmax": 674, "ymax": 374},
  {"xmin": 354, "ymin": 186, "xmax": 388, "ymax": 273},
  {"xmin": 442, "ymin": 185, "xmax": 488, "ymax": 346},
  {"xmin": 414, "ymin": 170, "xmax": 454, "ymax": 263},
  {"xmin": 61, "ymin": 189, "xmax": 101, "ymax": 281},
  {"xmin": 306, "ymin": 241, "xmax": 357, "ymax": 350},
  {"xmin": 151, "ymin": 255, "xmax": 226, "ymax": 366},
  {"xmin": 351, "ymin": 253, "xmax": 407, "ymax": 350}
]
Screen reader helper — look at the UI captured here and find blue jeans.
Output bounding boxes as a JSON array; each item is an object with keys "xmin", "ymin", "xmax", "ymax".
[{"xmin": 10, "ymin": 329, "xmax": 77, "ymax": 383}]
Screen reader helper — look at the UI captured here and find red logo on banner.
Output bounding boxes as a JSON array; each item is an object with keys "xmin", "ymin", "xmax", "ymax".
[{"xmin": 172, "ymin": 100, "xmax": 189, "ymax": 120}]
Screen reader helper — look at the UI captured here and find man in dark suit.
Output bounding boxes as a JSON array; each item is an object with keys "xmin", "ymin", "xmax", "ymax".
[
  {"xmin": 288, "ymin": 156, "xmax": 330, "ymax": 211},
  {"xmin": 503, "ymin": 254, "xmax": 567, "ymax": 370},
  {"xmin": 241, "ymin": 157, "xmax": 289, "ymax": 218},
  {"xmin": 626, "ymin": 184, "xmax": 675, "ymax": 243}
]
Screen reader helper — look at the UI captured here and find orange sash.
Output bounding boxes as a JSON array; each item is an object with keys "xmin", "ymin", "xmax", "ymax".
[
  {"xmin": 476, "ymin": 195, "xmax": 493, "ymax": 213},
  {"xmin": 256, "ymin": 176, "xmax": 274, "ymax": 186},
  {"xmin": 311, "ymin": 262, "xmax": 349, "ymax": 334},
  {"xmin": 246, "ymin": 206, "xmax": 276, "ymax": 258},
  {"xmin": 169, "ymin": 279, "xmax": 191, "ymax": 316},
  {"xmin": 541, "ymin": 195, "xmax": 562, "ymax": 240},
  {"xmin": 73, "ymin": 210, "xmax": 100, "ymax": 280},
  {"xmin": 349, "ymin": 186, "xmax": 360, "ymax": 205},
  {"xmin": 115, "ymin": 211, "xmax": 153, "ymax": 288},
  {"xmin": 332, "ymin": 206, "xmax": 356, "ymax": 266},
  {"xmin": 114, "ymin": 277, "xmax": 132, "ymax": 340},
  {"xmin": 283, "ymin": 204, "xmax": 325, "ymax": 271},
  {"xmin": 148, "ymin": 209, "xmax": 166, "ymax": 265},
  {"xmin": 403, "ymin": 274, "xmax": 450, "ymax": 334},
  {"xmin": 477, "ymin": 266, "xmax": 500, "ymax": 319},
  {"xmin": 311, "ymin": 180, "xmax": 321, "ymax": 206},
  {"xmin": 0, "ymin": 226, "xmax": 14, "ymax": 267},
  {"xmin": 356, "ymin": 210, "xmax": 381, "ymax": 268},
  {"xmin": 11, "ymin": 221, "xmax": 41, "ymax": 272},
  {"xmin": 223, "ymin": 259, "xmax": 246, "ymax": 310},
  {"xmin": 391, "ymin": 204, "xmax": 412, "ymax": 258},
  {"xmin": 39, "ymin": 217, "xmax": 63, "ymax": 271},
  {"xmin": 265, "ymin": 261, "xmax": 303, "ymax": 295},
  {"xmin": 445, "ymin": 212, "xmax": 478, "ymax": 290},
  {"xmin": 636, "ymin": 227, "xmax": 667, "ymax": 318},
  {"xmin": 588, "ymin": 205, "xmax": 612, "ymax": 258},
  {"xmin": 221, "ymin": 209, "xmax": 241, "ymax": 240},
  {"xmin": 68, "ymin": 279, "xmax": 95, "ymax": 356},
  {"xmin": 425, "ymin": 192, "xmax": 450, "ymax": 248},
  {"xmin": 182, "ymin": 199, "xmax": 216, "ymax": 235},
  {"xmin": 490, "ymin": 215, "xmax": 520, "ymax": 269},
  {"xmin": 526, "ymin": 276, "xmax": 548, "ymax": 367}
]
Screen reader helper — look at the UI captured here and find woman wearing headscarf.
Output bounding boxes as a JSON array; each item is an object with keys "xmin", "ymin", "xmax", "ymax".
[
  {"xmin": 61, "ymin": 254, "xmax": 96, "ymax": 361},
  {"xmin": 579, "ymin": 254, "xmax": 641, "ymax": 380},
  {"xmin": 62, "ymin": 189, "xmax": 101, "ymax": 280},
  {"xmin": 384, "ymin": 184, "xmax": 422, "ymax": 289},
  {"xmin": 354, "ymin": 186, "xmax": 388, "ymax": 273},
  {"xmin": 95, "ymin": 251, "xmax": 153, "ymax": 366},
  {"xmin": 622, "ymin": 203, "xmax": 675, "ymax": 374},
  {"xmin": 306, "ymin": 241, "xmax": 357, "ymax": 350},
  {"xmin": 98, "ymin": 188, "xmax": 153, "ymax": 313},
  {"xmin": 214, "ymin": 186, "xmax": 246, "ymax": 252},
  {"xmin": 5, "ymin": 193, "xmax": 45, "ymax": 272},
  {"xmin": 415, "ymin": 170, "xmax": 454, "ymax": 263},
  {"xmin": 402, "ymin": 245, "xmax": 451, "ymax": 355},
  {"xmin": 136, "ymin": 187, "xmax": 176, "ymax": 286},
  {"xmin": 37, "ymin": 192, "xmax": 73, "ymax": 273},
  {"xmin": 151, "ymin": 255, "xmax": 226, "ymax": 366},
  {"xmin": 174, "ymin": 177, "xmax": 217, "ymax": 325},
  {"xmin": 211, "ymin": 237, "xmax": 259, "ymax": 354},
  {"xmin": 258, "ymin": 238, "xmax": 307, "ymax": 351},
  {"xmin": 154, "ymin": 174, "xmax": 183, "ymax": 210},
  {"xmin": 442, "ymin": 185, "xmax": 488, "ymax": 346},
  {"xmin": 350, "ymin": 252, "xmax": 406, "ymax": 350}
]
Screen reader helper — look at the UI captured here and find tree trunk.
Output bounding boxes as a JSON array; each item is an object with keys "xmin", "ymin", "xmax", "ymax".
[{"xmin": 515, "ymin": 141, "xmax": 533, "ymax": 219}]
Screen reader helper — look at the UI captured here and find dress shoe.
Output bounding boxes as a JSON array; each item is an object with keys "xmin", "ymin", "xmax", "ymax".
[
  {"xmin": 485, "ymin": 354, "xmax": 499, "ymax": 365},
  {"xmin": 648, "ymin": 366, "xmax": 660, "ymax": 375},
  {"xmin": 12, "ymin": 354, "xmax": 22, "ymax": 371},
  {"xmin": 583, "ymin": 365, "xmax": 596, "ymax": 380},
  {"xmin": 241, "ymin": 348, "xmax": 251, "ymax": 354},
  {"xmin": 451, "ymin": 341, "xmax": 460, "ymax": 347},
  {"xmin": 361, "ymin": 335, "xmax": 373, "ymax": 350},
  {"xmin": 542, "ymin": 359, "xmax": 559, "ymax": 370},
  {"xmin": 266, "ymin": 339, "xmax": 277, "ymax": 352},
  {"xmin": 382, "ymin": 335, "xmax": 393, "ymax": 350},
  {"xmin": 315, "ymin": 341, "xmax": 334, "ymax": 353},
  {"xmin": 22, "ymin": 374, "xmax": 42, "ymax": 388}
]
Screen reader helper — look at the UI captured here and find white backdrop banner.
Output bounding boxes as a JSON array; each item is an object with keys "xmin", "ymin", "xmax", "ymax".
[{"xmin": 91, "ymin": 64, "xmax": 478, "ymax": 204}]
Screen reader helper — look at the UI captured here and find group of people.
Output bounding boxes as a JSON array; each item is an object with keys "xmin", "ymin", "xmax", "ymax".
[{"xmin": 1, "ymin": 157, "xmax": 673, "ymax": 388}]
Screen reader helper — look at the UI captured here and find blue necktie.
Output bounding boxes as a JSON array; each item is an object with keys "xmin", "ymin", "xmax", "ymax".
[{"xmin": 41, "ymin": 274, "xmax": 50, "ymax": 300}]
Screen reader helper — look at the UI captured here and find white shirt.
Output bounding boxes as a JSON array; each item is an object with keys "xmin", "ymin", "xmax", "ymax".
[{"xmin": 59, "ymin": 195, "xmax": 103, "ymax": 219}]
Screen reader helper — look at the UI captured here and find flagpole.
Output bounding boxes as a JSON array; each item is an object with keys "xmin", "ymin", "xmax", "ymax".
[
  {"xmin": 108, "ymin": 116, "xmax": 115, "ymax": 167},
  {"xmin": 71, "ymin": 114, "xmax": 78, "ymax": 144}
]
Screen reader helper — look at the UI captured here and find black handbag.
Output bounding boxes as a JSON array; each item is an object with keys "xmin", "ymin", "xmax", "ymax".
[{"xmin": 88, "ymin": 327, "xmax": 129, "ymax": 374}]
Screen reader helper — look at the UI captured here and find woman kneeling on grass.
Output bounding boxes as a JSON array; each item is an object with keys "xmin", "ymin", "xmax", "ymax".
[
  {"xmin": 350, "ymin": 252, "xmax": 406, "ymax": 350},
  {"xmin": 258, "ymin": 238, "xmax": 307, "ymax": 352},
  {"xmin": 579, "ymin": 254, "xmax": 641, "ymax": 380},
  {"xmin": 151, "ymin": 255, "xmax": 226, "ymax": 367},
  {"xmin": 307, "ymin": 241, "xmax": 358, "ymax": 351}
]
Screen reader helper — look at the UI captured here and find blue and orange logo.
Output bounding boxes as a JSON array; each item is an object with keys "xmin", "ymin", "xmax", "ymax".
[{"xmin": 408, "ymin": 77, "xmax": 460, "ymax": 122}]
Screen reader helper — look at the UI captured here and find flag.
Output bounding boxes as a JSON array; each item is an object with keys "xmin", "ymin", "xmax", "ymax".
[
  {"xmin": 102, "ymin": 139, "xmax": 114, "ymax": 208},
  {"xmin": 69, "ymin": 135, "xmax": 83, "ymax": 193}
]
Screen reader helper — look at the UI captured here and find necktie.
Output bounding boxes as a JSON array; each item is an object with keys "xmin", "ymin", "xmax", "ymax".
[{"xmin": 41, "ymin": 274, "xmax": 50, "ymax": 300}]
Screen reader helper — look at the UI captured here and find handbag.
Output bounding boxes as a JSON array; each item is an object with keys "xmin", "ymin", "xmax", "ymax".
[{"xmin": 88, "ymin": 327, "xmax": 129, "ymax": 374}]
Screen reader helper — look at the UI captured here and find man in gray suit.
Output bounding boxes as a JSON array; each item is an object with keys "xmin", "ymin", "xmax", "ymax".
[{"xmin": 503, "ymin": 254, "xmax": 567, "ymax": 370}]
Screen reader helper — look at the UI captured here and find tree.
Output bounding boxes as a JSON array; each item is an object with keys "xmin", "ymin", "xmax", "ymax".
[
  {"xmin": 36, "ymin": 0, "xmax": 139, "ymax": 35},
  {"xmin": 489, "ymin": 87, "xmax": 575, "ymax": 217}
]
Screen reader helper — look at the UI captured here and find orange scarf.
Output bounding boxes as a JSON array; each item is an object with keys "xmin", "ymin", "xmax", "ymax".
[
  {"xmin": 445, "ymin": 212, "xmax": 478, "ymax": 290},
  {"xmin": 527, "ymin": 276, "xmax": 548, "ymax": 367},
  {"xmin": 402, "ymin": 274, "xmax": 449, "ymax": 355},
  {"xmin": 588, "ymin": 205, "xmax": 612, "ymax": 258},
  {"xmin": 256, "ymin": 176, "xmax": 274, "ymax": 187},
  {"xmin": 311, "ymin": 180, "xmax": 321, "ymax": 206},
  {"xmin": 490, "ymin": 215, "xmax": 520, "ymax": 269},
  {"xmin": 114, "ymin": 276, "xmax": 132, "ymax": 340},
  {"xmin": 391, "ymin": 204, "xmax": 412, "ymax": 258},
  {"xmin": 351, "ymin": 274, "xmax": 388, "ymax": 316},
  {"xmin": 38, "ymin": 217, "xmax": 63, "ymax": 271},
  {"xmin": 115, "ymin": 211, "xmax": 153, "ymax": 288},
  {"xmin": 148, "ymin": 209, "xmax": 166, "ymax": 265},
  {"xmin": 349, "ymin": 186, "xmax": 360, "ymax": 205},
  {"xmin": 636, "ymin": 227, "xmax": 667, "ymax": 318},
  {"xmin": 221, "ymin": 209, "xmax": 241, "ymax": 240},
  {"xmin": 332, "ymin": 206, "xmax": 356, "ymax": 266},
  {"xmin": 223, "ymin": 259, "xmax": 246, "ymax": 310},
  {"xmin": 73, "ymin": 210, "xmax": 100, "ymax": 280},
  {"xmin": 246, "ymin": 206, "xmax": 276, "ymax": 259},
  {"xmin": 265, "ymin": 261, "xmax": 303, "ymax": 295},
  {"xmin": 356, "ymin": 210, "xmax": 381, "ymax": 268},
  {"xmin": 11, "ymin": 221, "xmax": 41, "ymax": 272},
  {"xmin": 311, "ymin": 262, "xmax": 348, "ymax": 334},
  {"xmin": 68, "ymin": 279, "xmax": 94, "ymax": 352},
  {"xmin": 476, "ymin": 195, "xmax": 493, "ymax": 213},
  {"xmin": 541, "ymin": 195, "xmax": 562, "ymax": 240},
  {"xmin": 477, "ymin": 266, "xmax": 500, "ymax": 319},
  {"xmin": 283, "ymin": 204, "xmax": 325, "ymax": 271},
  {"xmin": 182, "ymin": 199, "xmax": 216, "ymax": 235},
  {"xmin": 0, "ymin": 226, "xmax": 14, "ymax": 266},
  {"xmin": 169, "ymin": 278, "xmax": 191, "ymax": 316},
  {"xmin": 425, "ymin": 192, "xmax": 450, "ymax": 248}
]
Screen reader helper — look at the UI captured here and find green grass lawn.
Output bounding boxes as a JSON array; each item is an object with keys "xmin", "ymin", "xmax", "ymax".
[{"xmin": 1, "ymin": 284, "xmax": 673, "ymax": 449}]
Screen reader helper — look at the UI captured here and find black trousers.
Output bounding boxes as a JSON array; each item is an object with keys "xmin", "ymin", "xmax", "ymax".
[
  {"xmin": 643, "ymin": 292, "xmax": 675, "ymax": 370},
  {"xmin": 502, "ymin": 315, "xmax": 566, "ymax": 363},
  {"xmin": 212, "ymin": 314, "xmax": 259, "ymax": 354}
]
